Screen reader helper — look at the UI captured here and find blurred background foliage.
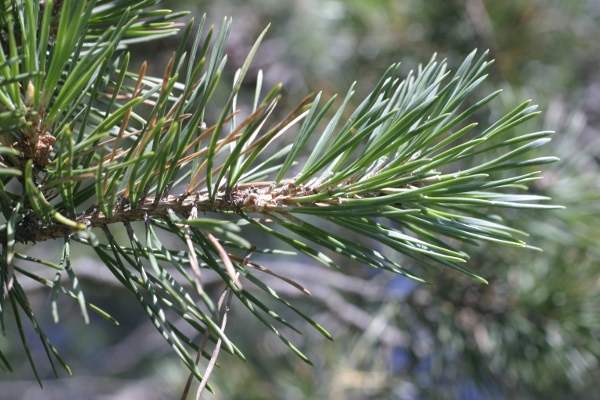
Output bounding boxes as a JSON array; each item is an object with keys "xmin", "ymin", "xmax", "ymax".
[{"xmin": 2, "ymin": 0, "xmax": 600, "ymax": 399}]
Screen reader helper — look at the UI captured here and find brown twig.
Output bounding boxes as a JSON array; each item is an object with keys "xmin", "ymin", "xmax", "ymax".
[{"xmin": 180, "ymin": 276, "xmax": 238, "ymax": 400}]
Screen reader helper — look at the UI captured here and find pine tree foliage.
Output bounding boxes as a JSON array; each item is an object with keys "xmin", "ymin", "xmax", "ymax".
[{"xmin": 0, "ymin": 0, "xmax": 560, "ymax": 390}]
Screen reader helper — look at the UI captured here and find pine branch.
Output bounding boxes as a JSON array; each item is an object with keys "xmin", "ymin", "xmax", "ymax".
[{"xmin": 0, "ymin": 0, "xmax": 562, "ymax": 387}]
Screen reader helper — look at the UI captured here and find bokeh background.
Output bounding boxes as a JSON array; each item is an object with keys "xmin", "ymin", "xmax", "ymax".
[{"xmin": 2, "ymin": 0, "xmax": 600, "ymax": 399}]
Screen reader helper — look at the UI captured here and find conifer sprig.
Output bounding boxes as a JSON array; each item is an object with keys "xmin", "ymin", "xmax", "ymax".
[{"xmin": 0, "ymin": 0, "xmax": 560, "ymax": 386}]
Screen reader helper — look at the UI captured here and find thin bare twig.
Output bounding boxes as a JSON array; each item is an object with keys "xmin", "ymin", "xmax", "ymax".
[
  {"xmin": 196, "ymin": 283, "xmax": 235, "ymax": 399},
  {"xmin": 184, "ymin": 206, "xmax": 203, "ymax": 295},
  {"xmin": 205, "ymin": 232, "xmax": 242, "ymax": 290},
  {"xmin": 180, "ymin": 273, "xmax": 238, "ymax": 400},
  {"xmin": 228, "ymin": 251, "xmax": 311, "ymax": 296}
]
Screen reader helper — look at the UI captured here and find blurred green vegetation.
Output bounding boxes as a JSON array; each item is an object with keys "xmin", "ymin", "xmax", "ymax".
[{"xmin": 2, "ymin": 1, "xmax": 600, "ymax": 399}]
